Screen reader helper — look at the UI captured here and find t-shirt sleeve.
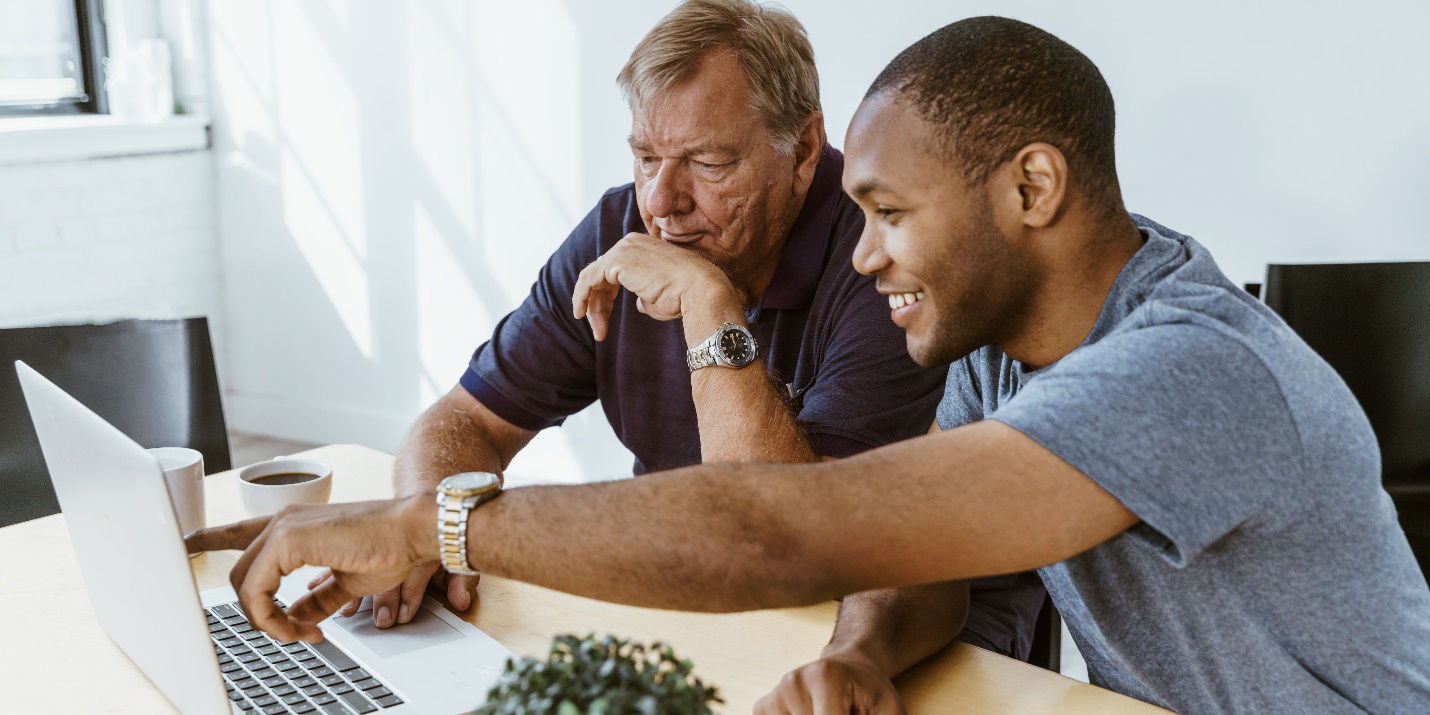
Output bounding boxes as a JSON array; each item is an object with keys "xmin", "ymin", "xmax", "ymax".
[
  {"xmin": 459, "ymin": 201, "xmax": 604, "ymax": 431},
  {"xmin": 990, "ymin": 324, "xmax": 1303, "ymax": 567},
  {"xmin": 795, "ymin": 272, "xmax": 945, "ymax": 458}
]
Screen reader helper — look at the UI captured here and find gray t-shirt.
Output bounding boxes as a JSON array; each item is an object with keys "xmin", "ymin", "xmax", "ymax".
[{"xmin": 937, "ymin": 215, "xmax": 1430, "ymax": 712}]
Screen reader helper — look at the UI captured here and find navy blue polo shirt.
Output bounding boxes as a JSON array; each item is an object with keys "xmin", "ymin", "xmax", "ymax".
[
  {"xmin": 459, "ymin": 146, "xmax": 1045, "ymax": 658},
  {"xmin": 460, "ymin": 145, "xmax": 943, "ymax": 471}
]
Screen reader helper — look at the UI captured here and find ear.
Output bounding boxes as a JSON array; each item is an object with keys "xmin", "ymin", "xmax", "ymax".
[
  {"xmin": 1002, "ymin": 142, "xmax": 1067, "ymax": 229},
  {"xmin": 790, "ymin": 112, "xmax": 826, "ymax": 197}
]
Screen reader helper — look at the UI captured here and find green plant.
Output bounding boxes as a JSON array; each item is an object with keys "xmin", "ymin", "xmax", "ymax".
[{"xmin": 473, "ymin": 633, "xmax": 723, "ymax": 715}]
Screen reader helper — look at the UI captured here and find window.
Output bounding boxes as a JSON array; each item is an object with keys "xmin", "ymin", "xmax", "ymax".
[{"xmin": 0, "ymin": 0, "xmax": 107, "ymax": 116}]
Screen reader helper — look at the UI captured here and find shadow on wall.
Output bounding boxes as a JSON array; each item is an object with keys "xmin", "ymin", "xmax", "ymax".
[{"xmin": 209, "ymin": 0, "xmax": 633, "ymax": 480}]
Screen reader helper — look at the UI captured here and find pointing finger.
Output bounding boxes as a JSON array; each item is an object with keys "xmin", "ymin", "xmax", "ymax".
[{"xmin": 185, "ymin": 515, "xmax": 273, "ymax": 554}]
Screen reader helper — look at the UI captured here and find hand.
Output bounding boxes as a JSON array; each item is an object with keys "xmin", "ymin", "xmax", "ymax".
[
  {"xmin": 754, "ymin": 651, "xmax": 906, "ymax": 715},
  {"xmin": 184, "ymin": 495, "xmax": 434, "ymax": 643},
  {"xmin": 571, "ymin": 232, "xmax": 740, "ymax": 341},
  {"xmin": 318, "ymin": 562, "xmax": 478, "ymax": 628}
]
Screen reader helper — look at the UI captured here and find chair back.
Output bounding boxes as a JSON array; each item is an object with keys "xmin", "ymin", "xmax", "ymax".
[{"xmin": 1, "ymin": 317, "xmax": 230, "ymax": 527}]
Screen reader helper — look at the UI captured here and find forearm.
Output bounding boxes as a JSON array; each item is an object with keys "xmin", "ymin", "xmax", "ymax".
[
  {"xmin": 392, "ymin": 401, "xmax": 508, "ymax": 498},
  {"xmin": 824, "ymin": 582, "xmax": 969, "ymax": 678},
  {"xmin": 684, "ymin": 304, "xmax": 816, "ymax": 463},
  {"xmin": 461, "ymin": 462, "xmax": 845, "ymax": 612}
]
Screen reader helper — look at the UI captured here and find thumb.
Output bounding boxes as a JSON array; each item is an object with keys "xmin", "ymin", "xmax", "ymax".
[
  {"xmin": 448, "ymin": 573, "xmax": 480, "ymax": 611},
  {"xmin": 287, "ymin": 577, "xmax": 356, "ymax": 630}
]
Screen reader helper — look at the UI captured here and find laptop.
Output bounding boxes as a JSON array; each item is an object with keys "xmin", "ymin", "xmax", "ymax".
[{"xmin": 15, "ymin": 360, "xmax": 514, "ymax": 714}]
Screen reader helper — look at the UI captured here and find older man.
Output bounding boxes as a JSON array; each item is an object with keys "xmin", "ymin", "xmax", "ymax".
[{"xmin": 356, "ymin": 0, "xmax": 1043, "ymax": 668}]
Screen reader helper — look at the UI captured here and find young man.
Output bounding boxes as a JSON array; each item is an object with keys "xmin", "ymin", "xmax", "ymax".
[{"xmin": 191, "ymin": 16, "xmax": 1430, "ymax": 714}]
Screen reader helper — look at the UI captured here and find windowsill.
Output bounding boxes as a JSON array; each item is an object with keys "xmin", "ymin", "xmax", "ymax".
[{"xmin": 0, "ymin": 114, "xmax": 210, "ymax": 167}]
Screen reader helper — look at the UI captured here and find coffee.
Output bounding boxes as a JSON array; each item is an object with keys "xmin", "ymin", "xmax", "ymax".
[{"xmin": 249, "ymin": 472, "xmax": 320, "ymax": 486}]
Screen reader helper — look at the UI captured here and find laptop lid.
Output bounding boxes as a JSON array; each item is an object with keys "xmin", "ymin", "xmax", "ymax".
[{"xmin": 15, "ymin": 360, "xmax": 229, "ymax": 714}]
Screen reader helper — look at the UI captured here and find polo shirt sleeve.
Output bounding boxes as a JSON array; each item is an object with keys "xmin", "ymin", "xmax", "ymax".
[
  {"xmin": 459, "ymin": 201, "xmax": 604, "ymax": 431},
  {"xmin": 989, "ymin": 324, "xmax": 1304, "ymax": 567},
  {"xmin": 795, "ymin": 271, "xmax": 945, "ymax": 458}
]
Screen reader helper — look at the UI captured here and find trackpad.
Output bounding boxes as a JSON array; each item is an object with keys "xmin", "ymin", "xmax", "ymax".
[{"xmin": 334, "ymin": 598, "xmax": 463, "ymax": 659}]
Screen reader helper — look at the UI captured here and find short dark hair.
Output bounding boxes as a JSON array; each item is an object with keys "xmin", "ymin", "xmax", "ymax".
[{"xmin": 867, "ymin": 16, "xmax": 1121, "ymax": 207}]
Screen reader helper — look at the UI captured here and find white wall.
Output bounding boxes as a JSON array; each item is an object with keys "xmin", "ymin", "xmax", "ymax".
[
  {"xmin": 0, "ymin": 151, "xmax": 222, "ymax": 333},
  {"xmin": 207, "ymin": 1, "xmax": 1430, "ymax": 480}
]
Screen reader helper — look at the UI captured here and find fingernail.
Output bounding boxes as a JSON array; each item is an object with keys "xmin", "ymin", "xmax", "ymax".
[
  {"xmin": 398, "ymin": 604, "xmax": 412, "ymax": 623},
  {"xmin": 377, "ymin": 606, "xmax": 392, "ymax": 627}
]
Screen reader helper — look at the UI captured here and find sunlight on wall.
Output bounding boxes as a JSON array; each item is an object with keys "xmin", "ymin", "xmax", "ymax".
[
  {"xmin": 414, "ymin": 204, "xmax": 489, "ymax": 406},
  {"xmin": 473, "ymin": 0, "xmax": 584, "ymax": 299}
]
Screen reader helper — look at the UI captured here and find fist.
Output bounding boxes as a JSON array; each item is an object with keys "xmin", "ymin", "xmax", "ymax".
[{"xmin": 754, "ymin": 654, "xmax": 906, "ymax": 715}]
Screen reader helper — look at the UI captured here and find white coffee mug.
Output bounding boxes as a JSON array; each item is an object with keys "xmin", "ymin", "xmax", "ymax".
[
  {"xmin": 238, "ymin": 458, "xmax": 333, "ymax": 517},
  {"xmin": 148, "ymin": 447, "xmax": 205, "ymax": 539}
]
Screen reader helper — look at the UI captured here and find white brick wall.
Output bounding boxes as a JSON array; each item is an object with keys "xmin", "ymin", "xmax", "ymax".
[{"xmin": 0, "ymin": 151, "xmax": 224, "ymax": 337}]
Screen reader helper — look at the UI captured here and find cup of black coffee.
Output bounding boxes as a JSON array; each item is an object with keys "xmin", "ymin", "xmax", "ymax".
[{"xmin": 238, "ymin": 457, "xmax": 333, "ymax": 516}]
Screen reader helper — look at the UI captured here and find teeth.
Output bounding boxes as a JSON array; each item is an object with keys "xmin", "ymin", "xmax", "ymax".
[{"xmin": 888, "ymin": 292, "xmax": 924, "ymax": 310}]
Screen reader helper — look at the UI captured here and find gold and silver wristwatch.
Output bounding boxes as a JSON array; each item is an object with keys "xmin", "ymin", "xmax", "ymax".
[
  {"xmin": 436, "ymin": 472, "xmax": 502, "ymax": 575},
  {"xmin": 686, "ymin": 322, "xmax": 758, "ymax": 372}
]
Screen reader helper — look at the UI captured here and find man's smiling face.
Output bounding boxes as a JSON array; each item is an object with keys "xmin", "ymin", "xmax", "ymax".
[
  {"xmin": 844, "ymin": 90, "xmax": 1034, "ymax": 367},
  {"xmin": 628, "ymin": 49, "xmax": 805, "ymax": 289}
]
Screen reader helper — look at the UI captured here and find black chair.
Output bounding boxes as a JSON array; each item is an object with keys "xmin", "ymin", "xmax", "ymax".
[
  {"xmin": 1, "ymin": 317, "xmax": 230, "ymax": 527},
  {"xmin": 1027, "ymin": 596, "xmax": 1062, "ymax": 672},
  {"xmin": 1262, "ymin": 262, "xmax": 1430, "ymax": 571}
]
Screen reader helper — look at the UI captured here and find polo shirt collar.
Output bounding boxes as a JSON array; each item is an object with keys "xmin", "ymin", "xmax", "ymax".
[{"xmin": 756, "ymin": 144, "xmax": 845, "ymax": 311}]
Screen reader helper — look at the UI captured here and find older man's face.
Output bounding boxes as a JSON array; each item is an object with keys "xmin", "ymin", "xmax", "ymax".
[{"xmin": 628, "ymin": 50, "xmax": 805, "ymax": 286}]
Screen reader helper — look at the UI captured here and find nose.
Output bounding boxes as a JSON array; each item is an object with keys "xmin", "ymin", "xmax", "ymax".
[
  {"xmin": 644, "ymin": 161, "xmax": 693, "ymax": 218},
  {"xmin": 851, "ymin": 217, "xmax": 889, "ymax": 276}
]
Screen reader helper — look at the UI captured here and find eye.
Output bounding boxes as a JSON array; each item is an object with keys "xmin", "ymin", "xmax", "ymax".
[
  {"xmin": 638, "ymin": 156, "xmax": 658, "ymax": 167},
  {"xmin": 695, "ymin": 160, "xmax": 722, "ymax": 170},
  {"xmin": 874, "ymin": 206, "xmax": 902, "ymax": 221}
]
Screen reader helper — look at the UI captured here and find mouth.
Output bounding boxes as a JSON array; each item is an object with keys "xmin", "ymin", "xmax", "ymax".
[
  {"xmin": 884, "ymin": 290, "xmax": 926, "ymax": 327},
  {"xmin": 657, "ymin": 227, "xmax": 704, "ymax": 244}
]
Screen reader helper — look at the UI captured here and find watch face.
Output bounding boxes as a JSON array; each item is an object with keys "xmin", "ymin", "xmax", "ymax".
[
  {"xmin": 441, "ymin": 471, "xmax": 500, "ymax": 496},
  {"xmin": 718, "ymin": 327, "xmax": 755, "ymax": 365}
]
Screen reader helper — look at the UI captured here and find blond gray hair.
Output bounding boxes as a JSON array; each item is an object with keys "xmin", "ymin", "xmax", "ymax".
[{"xmin": 616, "ymin": 0, "xmax": 821, "ymax": 154}]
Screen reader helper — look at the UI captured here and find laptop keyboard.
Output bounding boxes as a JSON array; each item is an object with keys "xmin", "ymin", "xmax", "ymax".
[{"xmin": 207, "ymin": 600, "xmax": 404, "ymax": 714}]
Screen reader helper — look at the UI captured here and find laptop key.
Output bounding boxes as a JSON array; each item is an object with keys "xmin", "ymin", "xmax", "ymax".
[
  {"xmin": 339, "ymin": 691, "xmax": 377, "ymax": 714},
  {"xmin": 209, "ymin": 621, "xmax": 230, "ymax": 633},
  {"xmin": 309, "ymin": 638, "xmax": 361, "ymax": 672},
  {"xmin": 320, "ymin": 674, "xmax": 344, "ymax": 686},
  {"xmin": 331, "ymin": 683, "xmax": 353, "ymax": 695},
  {"xmin": 262, "ymin": 704, "xmax": 288, "ymax": 715},
  {"xmin": 367, "ymin": 687, "xmax": 391, "ymax": 699},
  {"xmin": 282, "ymin": 692, "xmax": 307, "ymax": 705},
  {"xmin": 243, "ymin": 630, "xmax": 269, "ymax": 642},
  {"xmin": 253, "ymin": 694, "xmax": 278, "ymax": 707},
  {"xmin": 282, "ymin": 642, "xmax": 309, "ymax": 653},
  {"xmin": 221, "ymin": 662, "xmax": 244, "ymax": 675},
  {"xmin": 276, "ymin": 659, "xmax": 302, "ymax": 672},
  {"xmin": 320, "ymin": 704, "xmax": 350, "ymax": 715},
  {"xmin": 309, "ymin": 665, "xmax": 335, "ymax": 678},
  {"xmin": 272, "ymin": 684, "xmax": 297, "ymax": 696},
  {"xmin": 313, "ymin": 692, "xmax": 338, "ymax": 705},
  {"xmin": 237, "ymin": 700, "xmax": 256, "ymax": 711},
  {"xmin": 346, "ymin": 668, "xmax": 371, "ymax": 682},
  {"xmin": 302, "ymin": 684, "xmax": 327, "ymax": 696},
  {"xmin": 351, "ymin": 678, "xmax": 378, "ymax": 691},
  {"xmin": 212, "ymin": 603, "xmax": 240, "ymax": 618},
  {"xmin": 292, "ymin": 676, "xmax": 317, "ymax": 688},
  {"xmin": 228, "ymin": 690, "xmax": 244, "ymax": 701},
  {"xmin": 374, "ymin": 694, "xmax": 403, "ymax": 708},
  {"xmin": 293, "ymin": 702, "xmax": 317, "ymax": 714},
  {"xmin": 257, "ymin": 644, "xmax": 281, "ymax": 656}
]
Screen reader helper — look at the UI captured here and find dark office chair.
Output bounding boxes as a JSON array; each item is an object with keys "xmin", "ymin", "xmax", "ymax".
[
  {"xmin": 0, "ymin": 317, "xmax": 231, "ymax": 527},
  {"xmin": 1262, "ymin": 262, "xmax": 1430, "ymax": 571},
  {"xmin": 1027, "ymin": 596, "xmax": 1062, "ymax": 672}
]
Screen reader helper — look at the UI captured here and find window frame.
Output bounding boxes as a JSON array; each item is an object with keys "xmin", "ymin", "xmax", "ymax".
[{"xmin": 0, "ymin": 0, "xmax": 109, "ymax": 117}]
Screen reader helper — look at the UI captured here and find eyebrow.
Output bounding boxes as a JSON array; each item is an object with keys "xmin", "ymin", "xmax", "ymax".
[
  {"xmin": 625, "ymin": 136, "xmax": 739, "ymax": 159},
  {"xmin": 848, "ymin": 178, "xmax": 895, "ymax": 199}
]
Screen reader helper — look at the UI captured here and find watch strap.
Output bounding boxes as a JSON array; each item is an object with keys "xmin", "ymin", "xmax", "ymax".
[{"xmin": 437, "ymin": 492, "xmax": 484, "ymax": 575}]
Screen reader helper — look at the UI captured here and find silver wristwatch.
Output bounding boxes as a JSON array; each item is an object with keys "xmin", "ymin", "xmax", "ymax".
[
  {"xmin": 686, "ymin": 322, "xmax": 758, "ymax": 371},
  {"xmin": 436, "ymin": 472, "xmax": 502, "ymax": 575}
]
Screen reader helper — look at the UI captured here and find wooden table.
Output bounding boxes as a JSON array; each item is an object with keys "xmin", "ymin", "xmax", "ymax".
[{"xmin": 0, "ymin": 444, "xmax": 1166, "ymax": 713}]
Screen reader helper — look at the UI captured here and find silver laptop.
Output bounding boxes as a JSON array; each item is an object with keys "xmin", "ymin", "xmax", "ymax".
[{"xmin": 16, "ymin": 360, "xmax": 513, "ymax": 714}]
